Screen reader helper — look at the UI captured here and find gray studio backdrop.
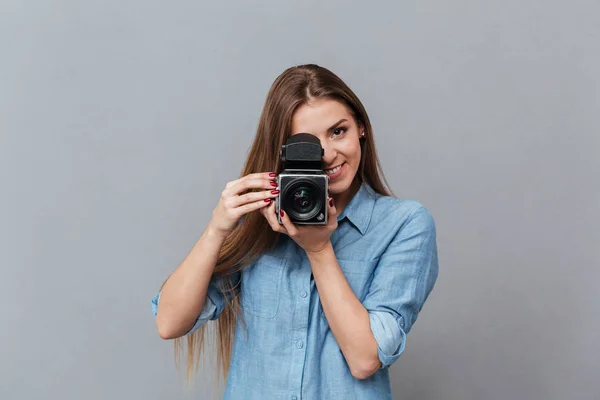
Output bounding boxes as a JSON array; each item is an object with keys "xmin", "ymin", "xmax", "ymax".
[{"xmin": 1, "ymin": 1, "xmax": 598, "ymax": 399}]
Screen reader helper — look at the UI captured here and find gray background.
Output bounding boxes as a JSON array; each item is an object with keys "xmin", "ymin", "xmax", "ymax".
[{"xmin": 1, "ymin": 1, "xmax": 598, "ymax": 399}]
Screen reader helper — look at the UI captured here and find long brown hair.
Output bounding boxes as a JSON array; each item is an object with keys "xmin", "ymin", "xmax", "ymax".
[{"xmin": 164, "ymin": 64, "xmax": 394, "ymax": 387}]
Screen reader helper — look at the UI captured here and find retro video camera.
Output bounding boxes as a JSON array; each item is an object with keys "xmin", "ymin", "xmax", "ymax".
[{"xmin": 276, "ymin": 133, "xmax": 329, "ymax": 225}]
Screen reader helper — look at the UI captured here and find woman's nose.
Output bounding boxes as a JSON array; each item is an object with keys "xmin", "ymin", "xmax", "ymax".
[{"xmin": 321, "ymin": 146, "xmax": 337, "ymax": 165}]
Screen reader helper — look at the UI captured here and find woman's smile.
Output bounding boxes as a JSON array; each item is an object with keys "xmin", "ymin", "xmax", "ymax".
[{"xmin": 325, "ymin": 162, "xmax": 346, "ymax": 180}]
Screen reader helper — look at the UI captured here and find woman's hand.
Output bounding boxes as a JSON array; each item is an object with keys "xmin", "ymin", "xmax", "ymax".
[
  {"xmin": 260, "ymin": 195, "xmax": 338, "ymax": 254},
  {"xmin": 208, "ymin": 172, "xmax": 280, "ymax": 239}
]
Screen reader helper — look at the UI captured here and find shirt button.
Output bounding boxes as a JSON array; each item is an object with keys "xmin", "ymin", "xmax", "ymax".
[
  {"xmin": 296, "ymin": 341, "xmax": 304, "ymax": 349},
  {"xmin": 291, "ymin": 396, "xmax": 298, "ymax": 400},
  {"xmin": 300, "ymin": 290, "xmax": 307, "ymax": 298}
]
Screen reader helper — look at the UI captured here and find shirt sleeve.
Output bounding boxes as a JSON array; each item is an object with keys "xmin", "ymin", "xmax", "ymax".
[
  {"xmin": 362, "ymin": 205, "xmax": 439, "ymax": 369},
  {"xmin": 150, "ymin": 271, "xmax": 241, "ymax": 335}
]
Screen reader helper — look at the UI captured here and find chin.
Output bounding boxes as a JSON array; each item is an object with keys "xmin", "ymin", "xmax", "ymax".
[{"xmin": 328, "ymin": 175, "xmax": 357, "ymax": 195}]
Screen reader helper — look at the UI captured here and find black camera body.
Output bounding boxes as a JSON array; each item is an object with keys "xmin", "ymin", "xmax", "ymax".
[{"xmin": 276, "ymin": 133, "xmax": 329, "ymax": 225}]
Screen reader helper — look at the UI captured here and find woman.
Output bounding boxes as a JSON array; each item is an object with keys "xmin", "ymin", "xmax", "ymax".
[{"xmin": 151, "ymin": 64, "xmax": 439, "ymax": 399}]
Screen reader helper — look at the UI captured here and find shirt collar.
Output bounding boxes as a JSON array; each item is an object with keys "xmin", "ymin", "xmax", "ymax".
[{"xmin": 336, "ymin": 181, "xmax": 377, "ymax": 235}]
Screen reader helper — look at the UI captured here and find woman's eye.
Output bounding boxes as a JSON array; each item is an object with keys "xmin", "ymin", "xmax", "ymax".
[{"xmin": 332, "ymin": 127, "xmax": 346, "ymax": 137}]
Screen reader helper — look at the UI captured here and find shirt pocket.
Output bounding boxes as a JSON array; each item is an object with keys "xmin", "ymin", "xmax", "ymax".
[
  {"xmin": 319, "ymin": 258, "xmax": 378, "ymax": 317},
  {"xmin": 241, "ymin": 253, "xmax": 286, "ymax": 319}
]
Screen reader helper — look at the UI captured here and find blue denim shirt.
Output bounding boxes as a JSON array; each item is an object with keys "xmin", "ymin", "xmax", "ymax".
[{"xmin": 151, "ymin": 182, "xmax": 439, "ymax": 400}]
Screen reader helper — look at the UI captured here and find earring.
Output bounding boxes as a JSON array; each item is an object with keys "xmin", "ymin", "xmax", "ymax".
[{"xmin": 360, "ymin": 132, "xmax": 365, "ymax": 138}]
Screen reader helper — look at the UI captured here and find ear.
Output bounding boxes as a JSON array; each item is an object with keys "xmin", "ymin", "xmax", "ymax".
[{"xmin": 357, "ymin": 122, "xmax": 365, "ymax": 139}]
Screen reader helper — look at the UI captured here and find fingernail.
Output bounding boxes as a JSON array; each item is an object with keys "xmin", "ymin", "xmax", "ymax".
[
  {"xmin": 269, "ymin": 172, "xmax": 277, "ymax": 177},
  {"xmin": 329, "ymin": 198, "xmax": 334, "ymax": 207},
  {"xmin": 264, "ymin": 198, "xmax": 271, "ymax": 203},
  {"xmin": 280, "ymin": 210, "xmax": 284, "ymax": 217},
  {"xmin": 270, "ymin": 181, "xmax": 278, "ymax": 187},
  {"xmin": 271, "ymin": 190, "xmax": 280, "ymax": 195}
]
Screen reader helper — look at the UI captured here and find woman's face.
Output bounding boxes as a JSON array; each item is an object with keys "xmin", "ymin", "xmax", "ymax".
[{"xmin": 290, "ymin": 98, "xmax": 363, "ymax": 196}]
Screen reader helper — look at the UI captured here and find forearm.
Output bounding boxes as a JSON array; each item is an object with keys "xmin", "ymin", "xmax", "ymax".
[
  {"xmin": 307, "ymin": 242, "xmax": 381, "ymax": 379},
  {"xmin": 155, "ymin": 224, "xmax": 227, "ymax": 339}
]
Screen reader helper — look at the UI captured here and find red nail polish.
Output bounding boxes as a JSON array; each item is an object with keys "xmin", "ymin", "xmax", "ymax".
[
  {"xmin": 280, "ymin": 210, "xmax": 284, "ymax": 217},
  {"xmin": 271, "ymin": 190, "xmax": 280, "ymax": 195},
  {"xmin": 269, "ymin": 172, "xmax": 277, "ymax": 177},
  {"xmin": 329, "ymin": 198, "xmax": 334, "ymax": 207},
  {"xmin": 264, "ymin": 198, "xmax": 271, "ymax": 203},
  {"xmin": 270, "ymin": 181, "xmax": 278, "ymax": 187}
]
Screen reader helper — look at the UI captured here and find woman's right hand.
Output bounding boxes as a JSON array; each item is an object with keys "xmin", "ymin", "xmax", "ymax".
[{"xmin": 207, "ymin": 172, "xmax": 279, "ymax": 239}]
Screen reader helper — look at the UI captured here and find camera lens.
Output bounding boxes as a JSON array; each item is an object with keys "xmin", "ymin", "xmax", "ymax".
[
  {"xmin": 292, "ymin": 188, "xmax": 313, "ymax": 212},
  {"xmin": 282, "ymin": 179, "xmax": 323, "ymax": 221}
]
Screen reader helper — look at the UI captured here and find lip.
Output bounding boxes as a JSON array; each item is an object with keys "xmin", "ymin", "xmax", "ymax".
[
  {"xmin": 325, "ymin": 162, "xmax": 346, "ymax": 180},
  {"xmin": 325, "ymin": 162, "xmax": 344, "ymax": 171}
]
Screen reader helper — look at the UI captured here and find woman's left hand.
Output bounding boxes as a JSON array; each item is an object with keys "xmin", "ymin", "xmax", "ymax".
[{"xmin": 260, "ymin": 196, "xmax": 338, "ymax": 254}]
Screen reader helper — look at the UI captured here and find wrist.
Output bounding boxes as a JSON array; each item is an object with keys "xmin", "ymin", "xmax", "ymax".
[
  {"xmin": 205, "ymin": 222, "xmax": 229, "ymax": 243},
  {"xmin": 305, "ymin": 241, "xmax": 334, "ymax": 258}
]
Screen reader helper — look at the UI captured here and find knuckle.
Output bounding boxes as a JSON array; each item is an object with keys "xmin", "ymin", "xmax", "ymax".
[
  {"xmin": 250, "ymin": 191, "xmax": 261, "ymax": 201},
  {"xmin": 231, "ymin": 209, "xmax": 243, "ymax": 219},
  {"xmin": 236, "ymin": 193, "xmax": 247, "ymax": 203}
]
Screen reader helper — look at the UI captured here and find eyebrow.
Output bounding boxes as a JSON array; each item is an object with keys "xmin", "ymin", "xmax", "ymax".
[{"xmin": 327, "ymin": 119, "xmax": 348, "ymax": 132}]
